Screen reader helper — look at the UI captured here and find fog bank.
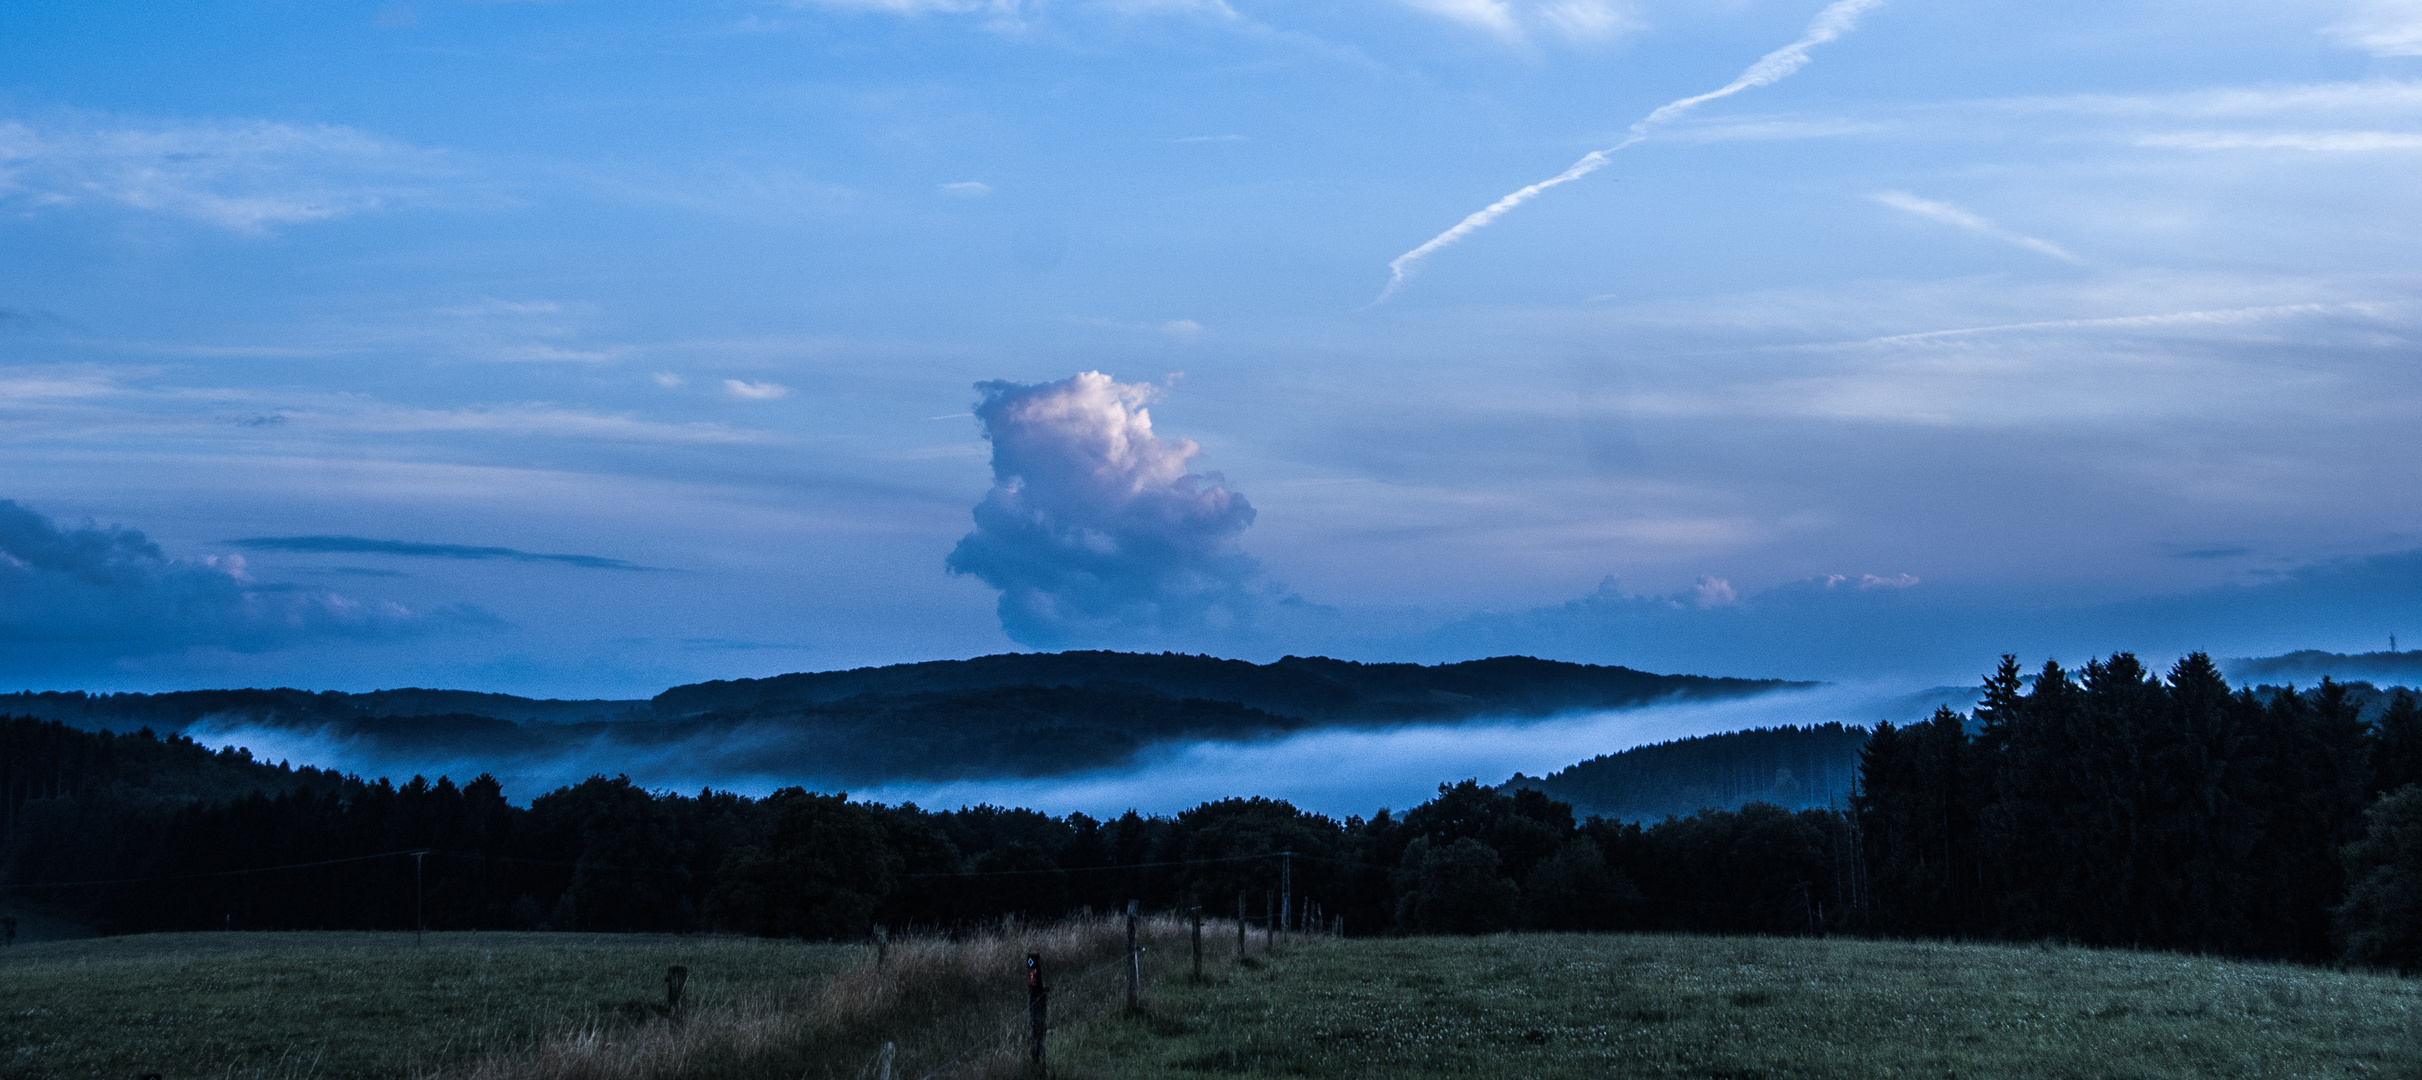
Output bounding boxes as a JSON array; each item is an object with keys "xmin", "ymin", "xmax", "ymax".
[{"xmin": 189, "ymin": 683, "xmax": 1944, "ymax": 818}]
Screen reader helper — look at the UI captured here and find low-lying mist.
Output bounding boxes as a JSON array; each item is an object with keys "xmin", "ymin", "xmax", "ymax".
[{"xmin": 188, "ymin": 683, "xmax": 1949, "ymax": 818}]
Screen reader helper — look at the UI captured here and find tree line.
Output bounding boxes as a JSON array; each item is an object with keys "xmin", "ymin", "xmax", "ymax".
[
  {"xmin": 6, "ymin": 650, "xmax": 2421, "ymax": 972},
  {"xmin": 1855, "ymin": 652, "xmax": 2422, "ymax": 967},
  {"xmin": 1, "ymin": 717, "xmax": 1845, "ymax": 941}
]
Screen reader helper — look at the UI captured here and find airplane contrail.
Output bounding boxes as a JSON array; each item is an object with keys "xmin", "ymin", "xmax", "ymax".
[{"xmin": 1374, "ymin": 0, "xmax": 1887, "ymax": 304}]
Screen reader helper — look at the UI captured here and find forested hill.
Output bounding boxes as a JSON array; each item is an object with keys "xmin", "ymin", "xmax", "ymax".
[
  {"xmin": 651, "ymin": 652, "xmax": 1798, "ymax": 722},
  {"xmin": 0, "ymin": 688, "xmax": 644, "ymax": 732},
  {"xmin": 6, "ymin": 653, "xmax": 1788, "ymax": 737},
  {"xmin": 0, "ymin": 654, "xmax": 1801, "ymax": 788},
  {"xmin": 1505, "ymin": 724, "xmax": 1872, "ymax": 822},
  {"xmin": 2228, "ymin": 649, "xmax": 2422, "ymax": 687},
  {"xmin": 1, "ymin": 716, "xmax": 358, "ymax": 837}
]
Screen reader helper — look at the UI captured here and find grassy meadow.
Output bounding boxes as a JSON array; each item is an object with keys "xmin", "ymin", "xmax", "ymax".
[
  {"xmin": 6, "ymin": 924, "xmax": 2421, "ymax": 1080},
  {"xmin": 1069, "ymin": 933, "xmax": 2422, "ymax": 1080},
  {"xmin": 0, "ymin": 931, "xmax": 852, "ymax": 1080}
]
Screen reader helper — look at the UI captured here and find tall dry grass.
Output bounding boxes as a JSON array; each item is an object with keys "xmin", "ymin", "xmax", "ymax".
[{"xmin": 456, "ymin": 913, "xmax": 1217, "ymax": 1080}]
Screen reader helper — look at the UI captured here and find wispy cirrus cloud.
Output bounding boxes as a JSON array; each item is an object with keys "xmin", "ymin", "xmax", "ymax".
[
  {"xmin": 1398, "ymin": 0, "xmax": 1641, "ymax": 43},
  {"xmin": 230, "ymin": 535, "xmax": 663, "ymax": 571},
  {"xmin": 1376, "ymin": 0, "xmax": 1886, "ymax": 301},
  {"xmin": 2325, "ymin": 0, "xmax": 2422, "ymax": 56},
  {"xmin": 1869, "ymin": 190, "xmax": 2084, "ymax": 264},
  {"xmin": 722, "ymin": 379, "xmax": 791, "ymax": 400},
  {"xmin": 0, "ymin": 116, "xmax": 466, "ymax": 232},
  {"xmin": 2135, "ymin": 130, "xmax": 2422, "ymax": 151}
]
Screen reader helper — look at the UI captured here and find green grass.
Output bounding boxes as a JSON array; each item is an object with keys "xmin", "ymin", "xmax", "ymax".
[
  {"xmin": 1059, "ymin": 934, "xmax": 2422, "ymax": 1079},
  {"xmin": 12, "ymin": 928, "xmax": 2420, "ymax": 1080},
  {"xmin": 0, "ymin": 931, "xmax": 852, "ymax": 1080}
]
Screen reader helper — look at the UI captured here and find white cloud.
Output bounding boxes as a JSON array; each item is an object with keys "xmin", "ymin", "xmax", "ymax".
[
  {"xmin": 1531, "ymin": 0, "xmax": 1641, "ymax": 41},
  {"xmin": 438, "ymin": 299, "xmax": 565, "ymax": 317},
  {"xmin": 723, "ymin": 379, "xmax": 792, "ymax": 400},
  {"xmin": 0, "ymin": 368, "xmax": 126, "ymax": 401},
  {"xmin": 939, "ymin": 180, "xmax": 992, "ymax": 196},
  {"xmin": 1691, "ymin": 575, "xmax": 1739, "ymax": 607},
  {"xmin": 2325, "ymin": 0, "xmax": 2422, "ymax": 55},
  {"xmin": 947, "ymin": 371, "xmax": 1267, "ymax": 647},
  {"xmin": 1998, "ymin": 80, "xmax": 2422, "ymax": 118},
  {"xmin": 1401, "ymin": 0, "xmax": 1521, "ymax": 37},
  {"xmin": 2135, "ymin": 130, "xmax": 2422, "ymax": 151},
  {"xmin": 289, "ymin": 402, "xmax": 768, "ymax": 444},
  {"xmin": 1095, "ymin": 0, "xmax": 1240, "ymax": 17},
  {"xmin": 489, "ymin": 345, "xmax": 619, "ymax": 363},
  {"xmin": 0, "ymin": 116, "xmax": 459, "ymax": 232},
  {"xmin": 1859, "ymin": 573, "xmax": 1919, "ymax": 589},
  {"xmin": 1073, "ymin": 316, "xmax": 1208, "ymax": 340},
  {"xmin": 792, "ymin": 0, "xmax": 1018, "ymax": 14},
  {"xmin": 1397, "ymin": 0, "xmax": 1638, "ymax": 41},
  {"xmin": 1870, "ymin": 190, "xmax": 2085, "ymax": 265},
  {"xmin": 652, "ymin": 372, "xmax": 686, "ymax": 389}
]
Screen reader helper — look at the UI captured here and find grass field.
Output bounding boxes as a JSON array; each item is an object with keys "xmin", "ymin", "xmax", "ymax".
[
  {"xmin": 7, "ymin": 927, "xmax": 2421, "ymax": 1080},
  {"xmin": 0, "ymin": 931, "xmax": 851, "ymax": 1080},
  {"xmin": 1067, "ymin": 934, "xmax": 2422, "ymax": 1079}
]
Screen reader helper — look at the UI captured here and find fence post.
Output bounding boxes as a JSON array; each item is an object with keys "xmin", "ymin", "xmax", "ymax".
[
  {"xmin": 664, "ymin": 965, "xmax": 688, "ymax": 1027},
  {"xmin": 1125, "ymin": 900, "xmax": 1142, "ymax": 1011},
  {"xmin": 1281, "ymin": 851, "xmax": 1292, "ymax": 935},
  {"xmin": 877, "ymin": 1041, "xmax": 895, "ymax": 1080},
  {"xmin": 1191, "ymin": 907, "xmax": 1203, "ymax": 981},
  {"xmin": 1265, "ymin": 890, "xmax": 1275, "ymax": 950},
  {"xmin": 874, "ymin": 923, "xmax": 889, "ymax": 968},
  {"xmin": 1236, "ymin": 891, "xmax": 1246, "ymax": 957},
  {"xmin": 1027, "ymin": 953, "xmax": 1048, "ymax": 1071}
]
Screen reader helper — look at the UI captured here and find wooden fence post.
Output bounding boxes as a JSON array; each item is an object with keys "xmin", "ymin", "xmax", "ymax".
[
  {"xmin": 1027, "ymin": 953, "xmax": 1048, "ymax": 1071},
  {"xmin": 1265, "ymin": 890, "xmax": 1274, "ymax": 951},
  {"xmin": 1280, "ymin": 851, "xmax": 1291, "ymax": 936},
  {"xmin": 664, "ymin": 965, "xmax": 688, "ymax": 1027},
  {"xmin": 1235, "ymin": 891, "xmax": 1246, "ymax": 957},
  {"xmin": 1191, "ymin": 907, "xmax": 1203, "ymax": 981},
  {"xmin": 1125, "ymin": 900, "xmax": 1141, "ymax": 1011}
]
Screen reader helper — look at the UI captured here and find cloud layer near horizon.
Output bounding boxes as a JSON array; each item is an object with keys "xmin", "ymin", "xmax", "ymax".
[
  {"xmin": 1398, "ymin": 549, "xmax": 2422, "ymax": 683},
  {"xmin": 0, "ymin": 500, "xmax": 486, "ymax": 675},
  {"xmin": 947, "ymin": 372, "xmax": 1268, "ymax": 648}
]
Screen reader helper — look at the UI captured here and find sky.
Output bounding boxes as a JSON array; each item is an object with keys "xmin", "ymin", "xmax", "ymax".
[{"xmin": 5, "ymin": 0, "xmax": 2422, "ymax": 698}]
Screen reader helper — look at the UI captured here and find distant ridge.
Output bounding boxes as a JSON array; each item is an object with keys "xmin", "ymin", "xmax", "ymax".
[
  {"xmin": 1, "ymin": 652, "xmax": 1809, "ymax": 787},
  {"xmin": 0, "ymin": 687, "xmax": 644, "ymax": 733},
  {"xmin": 651, "ymin": 651, "xmax": 1806, "ymax": 723},
  {"xmin": 2225, "ymin": 649, "xmax": 2422, "ymax": 686}
]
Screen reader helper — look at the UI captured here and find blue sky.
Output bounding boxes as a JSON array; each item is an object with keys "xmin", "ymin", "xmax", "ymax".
[{"xmin": 5, "ymin": 0, "xmax": 2421, "ymax": 697}]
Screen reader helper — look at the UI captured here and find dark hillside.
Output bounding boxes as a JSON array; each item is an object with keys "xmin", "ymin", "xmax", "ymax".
[
  {"xmin": 651, "ymin": 651, "xmax": 1799, "ymax": 722},
  {"xmin": 1, "ymin": 653, "xmax": 1805, "ymax": 790},
  {"xmin": 1505, "ymin": 723, "xmax": 1871, "ymax": 822},
  {"xmin": 2228, "ymin": 648, "xmax": 2422, "ymax": 686},
  {"xmin": 0, "ymin": 689, "xmax": 642, "ymax": 733},
  {"xmin": 0, "ymin": 716, "xmax": 353, "ymax": 826}
]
